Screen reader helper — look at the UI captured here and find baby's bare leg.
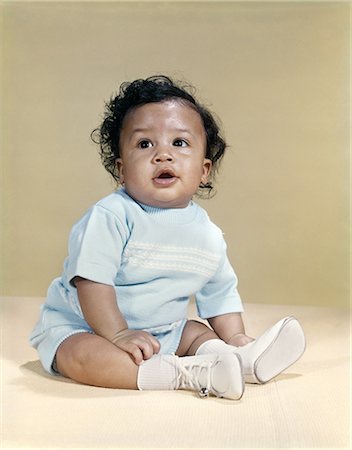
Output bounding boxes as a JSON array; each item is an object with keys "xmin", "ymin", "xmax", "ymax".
[
  {"xmin": 176, "ymin": 320, "xmax": 219, "ymax": 356},
  {"xmin": 56, "ymin": 333, "xmax": 138, "ymax": 389}
]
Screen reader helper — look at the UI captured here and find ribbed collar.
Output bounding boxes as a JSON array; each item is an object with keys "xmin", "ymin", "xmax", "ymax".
[{"xmin": 118, "ymin": 188, "xmax": 199, "ymax": 226}]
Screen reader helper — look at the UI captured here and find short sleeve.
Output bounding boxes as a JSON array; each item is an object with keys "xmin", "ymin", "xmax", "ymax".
[
  {"xmin": 195, "ymin": 241, "xmax": 244, "ymax": 319},
  {"xmin": 64, "ymin": 205, "xmax": 128, "ymax": 286}
]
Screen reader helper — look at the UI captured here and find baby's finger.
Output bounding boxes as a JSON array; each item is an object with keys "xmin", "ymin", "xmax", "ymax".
[
  {"xmin": 138, "ymin": 332, "xmax": 160, "ymax": 355},
  {"xmin": 150, "ymin": 337, "xmax": 160, "ymax": 354},
  {"xmin": 153, "ymin": 339, "xmax": 160, "ymax": 353},
  {"xmin": 138, "ymin": 340, "xmax": 155, "ymax": 361},
  {"xmin": 128, "ymin": 345, "xmax": 144, "ymax": 365},
  {"xmin": 142, "ymin": 332, "xmax": 160, "ymax": 354}
]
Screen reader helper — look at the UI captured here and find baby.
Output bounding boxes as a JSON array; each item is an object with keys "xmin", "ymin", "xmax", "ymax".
[{"xmin": 30, "ymin": 75, "xmax": 305, "ymax": 400}]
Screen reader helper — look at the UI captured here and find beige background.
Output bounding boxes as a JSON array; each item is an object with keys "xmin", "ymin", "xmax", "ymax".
[{"xmin": 1, "ymin": 1, "xmax": 350, "ymax": 307}]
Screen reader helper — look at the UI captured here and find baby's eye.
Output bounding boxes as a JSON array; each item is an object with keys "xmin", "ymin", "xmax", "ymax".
[
  {"xmin": 138, "ymin": 140, "xmax": 153, "ymax": 149},
  {"xmin": 173, "ymin": 139, "xmax": 188, "ymax": 147}
]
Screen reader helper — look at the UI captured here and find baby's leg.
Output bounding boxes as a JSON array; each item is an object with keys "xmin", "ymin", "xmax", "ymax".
[
  {"xmin": 176, "ymin": 320, "xmax": 220, "ymax": 356},
  {"xmin": 56, "ymin": 330, "xmax": 244, "ymax": 400},
  {"xmin": 56, "ymin": 333, "xmax": 138, "ymax": 389}
]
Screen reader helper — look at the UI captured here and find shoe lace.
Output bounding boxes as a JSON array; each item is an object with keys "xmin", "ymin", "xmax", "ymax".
[{"xmin": 174, "ymin": 356, "xmax": 219, "ymax": 398}]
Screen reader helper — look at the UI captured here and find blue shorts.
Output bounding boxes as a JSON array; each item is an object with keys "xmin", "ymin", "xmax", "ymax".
[{"xmin": 29, "ymin": 305, "xmax": 187, "ymax": 375}]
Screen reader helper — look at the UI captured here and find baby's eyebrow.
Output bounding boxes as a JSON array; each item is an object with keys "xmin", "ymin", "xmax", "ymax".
[
  {"xmin": 173, "ymin": 128, "xmax": 193, "ymax": 135},
  {"xmin": 130, "ymin": 127, "xmax": 194, "ymax": 136},
  {"xmin": 130, "ymin": 127, "xmax": 150, "ymax": 135}
]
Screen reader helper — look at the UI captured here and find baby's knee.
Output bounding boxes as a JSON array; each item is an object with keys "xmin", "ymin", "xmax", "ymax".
[
  {"xmin": 56, "ymin": 332, "xmax": 92, "ymax": 377},
  {"xmin": 177, "ymin": 320, "xmax": 218, "ymax": 356},
  {"xmin": 188, "ymin": 320, "xmax": 217, "ymax": 340}
]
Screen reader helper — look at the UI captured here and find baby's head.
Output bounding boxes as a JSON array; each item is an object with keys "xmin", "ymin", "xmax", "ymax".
[{"xmin": 92, "ymin": 75, "xmax": 227, "ymax": 206}]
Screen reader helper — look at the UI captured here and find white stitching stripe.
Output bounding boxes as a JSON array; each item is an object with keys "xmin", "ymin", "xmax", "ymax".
[
  {"xmin": 126, "ymin": 241, "xmax": 221, "ymax": 261},
  {"xmin": 124, "ymin": 241, "xmax": 221, "ymax": 278}
]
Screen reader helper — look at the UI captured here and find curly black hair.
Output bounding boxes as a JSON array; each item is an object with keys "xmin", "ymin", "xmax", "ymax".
[{"xmin": 91, "ymin": 75, "xmax": 227, "ymax": 197}]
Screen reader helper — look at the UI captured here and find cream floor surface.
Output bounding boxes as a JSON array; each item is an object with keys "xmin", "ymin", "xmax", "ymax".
[{"xmin": 0, "ymin": 297, "xmax": 350, "ymax": 449}]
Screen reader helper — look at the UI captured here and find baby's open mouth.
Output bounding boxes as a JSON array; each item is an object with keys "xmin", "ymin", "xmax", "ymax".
[{"xmin": 153, "ymin": 169, "xmax": 178, "ymax": 185}]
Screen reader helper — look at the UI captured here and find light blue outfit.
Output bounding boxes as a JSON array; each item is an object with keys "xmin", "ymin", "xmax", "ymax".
[{"xmin": 30, "ymin": 188, "xmax": 243, "ymax": 374}]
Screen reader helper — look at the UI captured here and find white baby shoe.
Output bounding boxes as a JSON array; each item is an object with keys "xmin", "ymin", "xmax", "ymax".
[
  {"xmin": 175, "ymin": 353, "xmax": 245, "ymax": 400},
  {"xmin": 138, "ymin": 352, "xmax": 244, "ymax": 400},
  {"xmin": 236, "ymin": 316, "xmax": 306, "ymax": 384}
]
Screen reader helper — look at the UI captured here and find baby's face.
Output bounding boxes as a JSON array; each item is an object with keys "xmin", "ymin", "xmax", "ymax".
[{"xmin": 117, "ymin": 100, "xmax": 212, "ymax": 208}]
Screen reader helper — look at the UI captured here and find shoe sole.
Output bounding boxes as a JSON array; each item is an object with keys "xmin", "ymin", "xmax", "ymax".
[
  {"xmin": 254, "ymin": 317, "xmax": 306, "ymax": 384},
  {"xmin": 232, "ymin": 353, "xmax": 245, "ymax": 400}
]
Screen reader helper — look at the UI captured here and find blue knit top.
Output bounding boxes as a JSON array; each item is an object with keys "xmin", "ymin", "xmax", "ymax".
[{"xmin": 47, "ymin": 188, "xmax": 243, "ymax": 332}]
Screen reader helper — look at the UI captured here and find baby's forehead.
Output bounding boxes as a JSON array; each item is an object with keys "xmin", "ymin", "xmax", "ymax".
[
  {"xmin": 123, "ymin": 99, "xmax": 204, "ymax": 128},
  {"xmin": 127, "ymin": 98, "xmax": 198, "ymax": 115}
]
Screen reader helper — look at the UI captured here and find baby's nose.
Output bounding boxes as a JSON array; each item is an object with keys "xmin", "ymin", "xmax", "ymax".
[{"xmin": 152, "ymin": 152, "xmax": 174, "ymax": 163}]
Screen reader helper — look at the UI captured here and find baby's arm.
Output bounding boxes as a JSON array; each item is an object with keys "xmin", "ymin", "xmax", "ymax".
[
  {"xmin": 208, "ymin": 313, "xmax": 254, "ymax": 347},
  {"xmin": 74, "ymin": 277, "xmax": 160, "ymax": 364}
]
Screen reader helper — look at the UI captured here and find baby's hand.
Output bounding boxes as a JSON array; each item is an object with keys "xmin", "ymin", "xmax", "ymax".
[
  {"xmin": 227, "ymin": 333, "xmax": 255, "ymax": 347},
  {"xmin": 112, "ymin": 329, "xmax": 160, "ymax": 365}
]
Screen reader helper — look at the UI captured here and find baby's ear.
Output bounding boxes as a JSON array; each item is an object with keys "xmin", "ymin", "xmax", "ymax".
[
  {"xmin": 201, "ymin": 159, "xmax": 212, "ymax": 184},
  {"xmin": 116, "ymin": 159, "xmax": 124, "ymax": 184}
]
